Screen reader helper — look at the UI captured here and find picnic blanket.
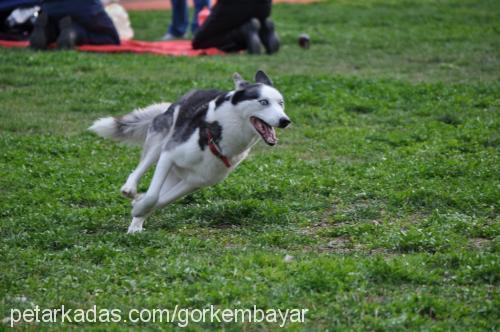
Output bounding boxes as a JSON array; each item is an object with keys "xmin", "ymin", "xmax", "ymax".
[{"xmin": 0, "ymin": 39, "xmax": 223, "ymax": 56}]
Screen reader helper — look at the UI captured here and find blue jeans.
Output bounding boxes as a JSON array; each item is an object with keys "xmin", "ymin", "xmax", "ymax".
[{"xmin": 167, "ymin": 0, "xmax": 210, "ymax": 37}]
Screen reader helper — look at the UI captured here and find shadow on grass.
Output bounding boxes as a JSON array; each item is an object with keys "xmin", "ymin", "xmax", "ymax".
[{"xmin": 152, "ymin": 198, "xmax": 291, "ymax": 231}]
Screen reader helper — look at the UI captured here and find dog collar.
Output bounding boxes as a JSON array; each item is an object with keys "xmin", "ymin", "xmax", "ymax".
[{"xmin": 206, "ymin": 128, "xmax": 231, "ymax": 168}]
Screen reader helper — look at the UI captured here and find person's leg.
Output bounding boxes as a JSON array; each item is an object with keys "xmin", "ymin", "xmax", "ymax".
[
  {"xmin": 192, "ymin": 3, "xmax": 243, "ymax": 48},
  {"xmin": 29, "ymin": 11, "xmax": 58, "ymax": 49},
  {"xmin": 191, "ymin": 0, "xmax": 210, "ymax": 34},
  {"xmin": 56, "ymin": 16, "xmax": 81, "ymax": 49},
  {"xmin": 166, "ymin": 0, "xmax": 188, "ymax": 38},
  {"xmin": 255, "ymin": 1, "xmax": 280, "ymax": 54},
  {"xmin": 67, "ymin": 11, "xmax": 120, "ymax": 46},
  {"xmin": 192, "ymin": 2, "xmax": 261, "ymax": 53}
]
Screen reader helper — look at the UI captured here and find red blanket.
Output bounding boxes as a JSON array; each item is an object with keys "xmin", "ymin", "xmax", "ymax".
[{"xmin": 0, "ymin": 39, "xmax": 223, "ymax": 56}]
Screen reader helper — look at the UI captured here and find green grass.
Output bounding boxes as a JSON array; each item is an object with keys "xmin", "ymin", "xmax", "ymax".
[{"xmin": 1, "ymin": 0, "xmax": 499, "ymax": 330}]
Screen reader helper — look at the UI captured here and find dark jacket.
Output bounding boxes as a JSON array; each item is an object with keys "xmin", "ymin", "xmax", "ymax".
[{"xmin": 42, "ymin": 0, "xmax": 103, "ymax": 16}]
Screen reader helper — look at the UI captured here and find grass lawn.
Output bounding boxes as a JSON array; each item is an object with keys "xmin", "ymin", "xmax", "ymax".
[{"xmin": 1, "ymin": 0, "xmax": 499, "ymax": 330}]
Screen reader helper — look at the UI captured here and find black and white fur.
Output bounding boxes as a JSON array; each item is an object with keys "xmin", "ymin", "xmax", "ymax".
[{"xmin": 89, "ymin": 71, "xmax": 291, "ymax": 233}]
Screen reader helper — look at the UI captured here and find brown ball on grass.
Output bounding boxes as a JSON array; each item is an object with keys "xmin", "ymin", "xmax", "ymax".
[{"xmin": 298, "ymin": 33, "xmax": 310, "ymax": 49}]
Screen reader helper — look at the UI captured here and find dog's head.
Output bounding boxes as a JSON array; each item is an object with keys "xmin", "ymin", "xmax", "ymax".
[{"xmin": 231, "ymin": 70, "xmax": 291, "ymax": 146}]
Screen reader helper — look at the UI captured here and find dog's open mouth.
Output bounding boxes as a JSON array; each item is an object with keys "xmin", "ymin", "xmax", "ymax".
[{"xmin": 250, "ymin": 116, "xmax": 277, "ymax": 146}]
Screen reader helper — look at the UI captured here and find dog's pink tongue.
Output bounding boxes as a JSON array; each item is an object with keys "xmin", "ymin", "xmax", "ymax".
[
  {"xmin": 263, "ymin": 125, "xmax": 277, "ymax": 145},
  {"xmin": 251, "ymin": 117, "xmax": 278, "ymax": 145}
]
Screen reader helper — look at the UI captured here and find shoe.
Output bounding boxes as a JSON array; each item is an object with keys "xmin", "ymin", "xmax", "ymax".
[
  {"xmin": 259, "ymin": 18, "xmax": 280, "ymax": 54},
  {"xmin": 161, "ymin": 33, "xmax": 184, "ymax": 41},
  {"xmin": 56, "ymin": 16, "xmax": 77, "ymax": 49},
  {"xmin": 240, "ymin": 18, "xmax": 262, "ymax": 55},
  {"xmin": 29, "ymin": 12, "xmax": 49, "ymax": 50}
]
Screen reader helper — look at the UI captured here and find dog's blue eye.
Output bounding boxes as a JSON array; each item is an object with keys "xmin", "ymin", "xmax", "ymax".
[{"xmin": 259, "ymin": 100, "xmax": 269, "ymax": 106}]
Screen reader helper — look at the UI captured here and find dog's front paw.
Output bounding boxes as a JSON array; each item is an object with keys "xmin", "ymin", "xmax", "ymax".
[
  {"xmin": 121, "ymin": 184, "xmax": 137, "ymax": 199},
  {"xmin": 127, "ymin": 217, "xmax": 144, "ymax": 234}
]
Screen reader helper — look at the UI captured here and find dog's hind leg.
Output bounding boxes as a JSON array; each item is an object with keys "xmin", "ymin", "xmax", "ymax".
[{"xmin": 121, "ymin": 134, "xmax": 161, "ymax": 198}]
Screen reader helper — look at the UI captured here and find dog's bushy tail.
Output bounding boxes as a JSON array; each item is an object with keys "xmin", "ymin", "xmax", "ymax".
[{"xmin": 88, "ymin": 103, "xmax": 170, "ymax": 145}]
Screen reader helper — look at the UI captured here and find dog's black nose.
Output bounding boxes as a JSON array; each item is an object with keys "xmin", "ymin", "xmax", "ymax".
[{"xmin": 278, "ymin": 118, "xmax": 291, "ymax": 128}]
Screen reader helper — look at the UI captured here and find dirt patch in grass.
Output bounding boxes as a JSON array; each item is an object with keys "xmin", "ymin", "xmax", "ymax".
[{"xmin": 468, "ymin": 238, "xmax": 492, "ymax": 249}]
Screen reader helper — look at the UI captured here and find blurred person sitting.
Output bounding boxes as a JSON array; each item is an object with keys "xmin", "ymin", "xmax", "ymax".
[
  {"xmin": 162, "ymin": 0, "xmax": 210, "ymax": 41},
  {"xmin": 29, "ymin": 0, "xmax": 120, "ymax": 50},
  {"xmin": 192, "ymin": 0, "xmax": 279, "ymax": 55},
  {"xmin": 0, "ymin": 0, "xmax": 40, "ymax": 40}
]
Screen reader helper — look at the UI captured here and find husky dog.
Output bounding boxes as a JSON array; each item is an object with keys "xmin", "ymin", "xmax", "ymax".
[{"xmin": 89, "ymin": 71, "xmax": 291, "ymax": 233}]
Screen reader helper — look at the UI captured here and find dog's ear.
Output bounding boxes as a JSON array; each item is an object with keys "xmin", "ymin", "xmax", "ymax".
[
  {"xmin": 233, "ymin": 72, "xmax": 249, "ymax": 90},
  {"xmin": 255, "ymin": 70, "xmax": 273, "ymax": 86}
]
